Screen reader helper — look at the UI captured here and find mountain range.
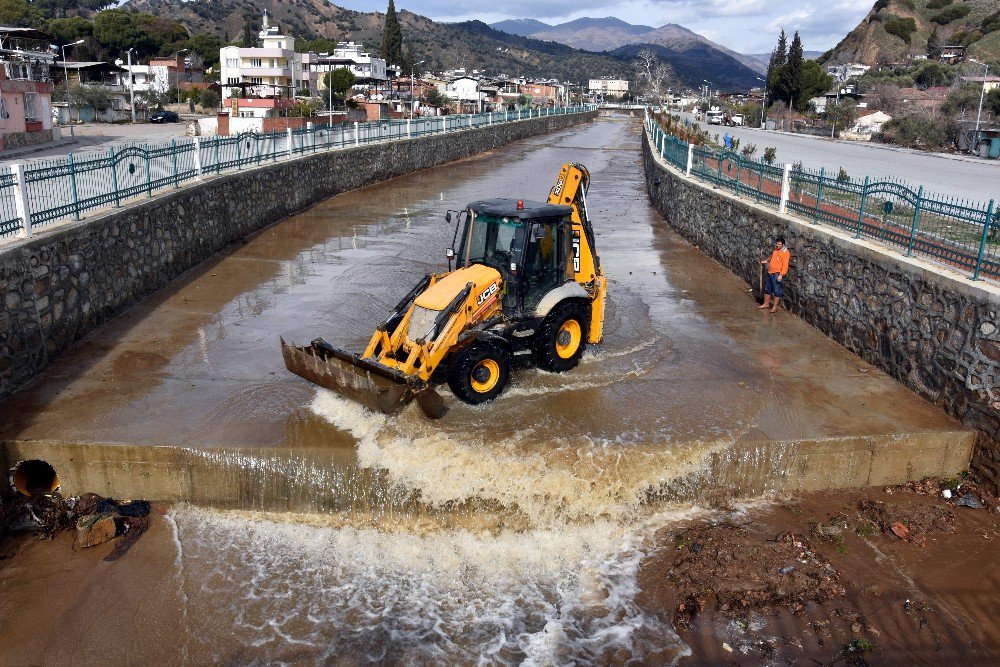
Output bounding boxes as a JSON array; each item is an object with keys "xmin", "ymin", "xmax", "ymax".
[
  {"xmin": 121, "ymin": 1, "xmax": 763, "ymax": 90},
  {"xmin": 490, "ymin": 17, "xmax": 768, "ymax": 77}
]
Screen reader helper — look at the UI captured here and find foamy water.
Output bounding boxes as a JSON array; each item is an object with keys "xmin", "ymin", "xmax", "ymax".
[{"xmin": 168, "ymin": 504, "xmax": 700, "ymax": 664}]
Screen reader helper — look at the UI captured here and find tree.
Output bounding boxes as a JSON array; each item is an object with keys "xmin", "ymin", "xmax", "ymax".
[
  {"xmin": 200, "ymin": 88, "xmax": 219, "ymax": 111},
  {"xmin": 241, "ymin": 9, "xmax": 257, "ymax": 48},
  {"xmin": 942, "ymin": 82, "xmax": 983, "ymax": 117},
  {"xmin": 421, "ymin": 87, "xmax": 447, "ymax": 108},
  {"xmin": 867, "ymin": 83, "xmax": 903, "ymax": 115},
  {"xmin": 380, "ymin": 0, "xmax": 403, "ymax": 67},
  {"xmin": 825, "ymin": 99, "xmax": 858, "ymax": 130},
  {"xmin": 634, "ymin": 49, "xmax": 672, "ymax": 106},
  {"xmin": 798, "ymin": 61, "xmax": 834, "ymax": 111},
  {"xmin": 777, "ymin": 31, "xmax": 804, "ymax": 107},
  {"xmin": 766, "ymin": 29, "xmax": 787, "ymax": 91},
  {"xmin": 0, "ymin": 0, "xmax": 44, "ymax": 27},
  {"xmin": 926, "ymin": 27, "xmax": 942, "ymax": 60},
  {"xmin": 987, "ymin": 88, "xmax": 1000, "ymax": 117},
  {"xmin": 324, "ymin": 67, "xmax": 356, "ymax": 109},
  {"xmin": 913, "ymin": 61, "xmax": 951, "ymax": 88}
]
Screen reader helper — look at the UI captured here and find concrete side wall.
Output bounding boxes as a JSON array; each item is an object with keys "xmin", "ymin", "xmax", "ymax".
[
  {"xmin": 0, "ymin": 111, "xmax": 596, "ymax": 397},
  {"xmin": 642, "ymin": 133, "xmax": 1000, "ymax": 490}
]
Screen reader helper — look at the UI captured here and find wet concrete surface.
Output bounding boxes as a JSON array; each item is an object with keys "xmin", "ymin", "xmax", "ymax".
[{"xmin": 0, "ymin": 115, "xmax": 971, "ymax": 514}]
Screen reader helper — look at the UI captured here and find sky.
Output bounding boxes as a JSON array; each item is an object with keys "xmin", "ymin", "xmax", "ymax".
[{"xmin": 332, "ymin": 1, "xmax": 873, "ymax": 54}]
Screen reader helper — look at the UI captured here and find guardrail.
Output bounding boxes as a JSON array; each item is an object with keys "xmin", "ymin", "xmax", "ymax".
[
  {"xmin": 0, "ymin": 104, "xmax": 597, "ymax": 244},
  {"xmin": 645, "ymin": 113, "xmax": 999, "ymax": 281}
]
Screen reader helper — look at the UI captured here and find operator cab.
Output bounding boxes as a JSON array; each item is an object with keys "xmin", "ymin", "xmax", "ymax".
[{"xmin": 451, "ymin": 198, "xmax": 574, "ymax": 316}]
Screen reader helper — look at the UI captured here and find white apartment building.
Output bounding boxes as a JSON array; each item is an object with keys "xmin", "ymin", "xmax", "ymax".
[
  {"xmin": 219, "ymin": 12, "xmax": 301, "ymax": 118},
  {"xmin": 827, "ymin": 63, "xmax": 871, "ymax": 83},
  {"xmin": 304, "ymin": 42, "xmax": 387, "ymax": 92},
  {"xmin": 588, "ymin": 78, "xmax": 629, "ymax": 96}
]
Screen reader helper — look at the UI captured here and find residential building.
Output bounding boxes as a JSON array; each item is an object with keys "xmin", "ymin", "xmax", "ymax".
[
  {"xmin": 519, "ymin": 82, "xmax": 560, "ymax": 106},
  {"xmin": 939, "ymin": 45, "xmax": 965, "ymax": 64},
  {"xmin": 826, "ymin": 63, "xmax": 871, "ymax": 82},
  {"xmin": 219, "ymin": 11, "xmax": 300, "ymax": 118},
  {"xmin": 446, "ymin": 76, "xmax": 485, "ymax": 112},
  {"xmin": 588, "ymin": 77, "xmax": 628, "ymax": 97},
  {"xmin": 52, "ymin": 61, "xmax": 130, "ymax": 123},
  {"xmin": 304, "ymin": 41, "xmax": 388, "ymax": 95},
  {"xmin": 0, "ymin": 27, "xmax": 55, "ymax": 151},
  {"xmin": 961, "ymin": 76, "xmax": 1000, "ymax": 94},
  {"xmin": 850, "ymin": 110, "xmax": 892, "ymax": 136}
]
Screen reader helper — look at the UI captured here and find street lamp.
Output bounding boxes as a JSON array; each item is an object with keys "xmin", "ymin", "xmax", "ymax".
[
  {"xmin": 115, "ymin": 48, "xmax": 137, "ymax": 124},
  {"xmin": 411, "ymin": 60, "xmax": 425, "ymax": 117},
  {"xmin": 175, "ymin": 49, "xmax": 188, "ymax": 108},
  {"xmin": 61, "ymin": 39, "xmax": 84, "ymax": 134},
  {"xmin": 969, "ymin": 58, "xmax": 989, "ymax": 156}
]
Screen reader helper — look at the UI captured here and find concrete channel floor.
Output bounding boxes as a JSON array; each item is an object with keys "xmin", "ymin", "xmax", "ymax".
[{"xmin": 0, "ymin": 115, "xmax": 973, "ymax": 509}]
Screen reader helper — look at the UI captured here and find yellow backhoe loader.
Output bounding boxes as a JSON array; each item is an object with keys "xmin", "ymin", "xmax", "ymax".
[{"xmin": 281, "ymin": 163, "xmax": 607, "ymax": 418}]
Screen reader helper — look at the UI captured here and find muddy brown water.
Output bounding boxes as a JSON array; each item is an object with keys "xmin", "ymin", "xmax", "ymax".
[{"xmin": 0, "ymin": 116, "xmax": 976, "ymax": 663}]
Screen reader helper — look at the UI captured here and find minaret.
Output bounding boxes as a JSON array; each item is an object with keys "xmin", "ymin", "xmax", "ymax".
[{"xmin": 262, "ymin": 7, "xmax": 269, "ymax": 31}]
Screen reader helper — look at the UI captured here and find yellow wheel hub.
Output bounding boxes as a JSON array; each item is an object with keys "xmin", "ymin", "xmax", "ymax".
[
  {"xmin": 470, "ymin": 359, "xmax": 500, "ymax": 393},
  {"xmin": 555, "ymin": 319, "xmax": 582, "ymax": 359}
]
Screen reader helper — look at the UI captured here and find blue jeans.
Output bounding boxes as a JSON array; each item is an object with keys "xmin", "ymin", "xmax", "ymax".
[{"xmin": 765, "ymin": 272, "xmax": 783, "ymax": 297}]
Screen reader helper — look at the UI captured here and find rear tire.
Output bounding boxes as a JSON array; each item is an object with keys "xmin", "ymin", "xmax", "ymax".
[
  {"xmin": 447, "ymin": 343, "xmax": 510, "ymax": 405},
  {"xmin": 533, "ymin": 301, "xmax": 588, "ymax": 373}
]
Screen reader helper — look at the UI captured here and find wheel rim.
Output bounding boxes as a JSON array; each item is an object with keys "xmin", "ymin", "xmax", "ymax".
[
  {"xmin": 555, "ymin": 319, "xmax": 582, "ymax": 359},
  {"xmin": 470, "ymin": 359, "xmax": 501, "ymax": 393}
]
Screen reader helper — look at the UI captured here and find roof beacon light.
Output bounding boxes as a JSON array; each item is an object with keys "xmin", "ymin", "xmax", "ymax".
[{"xmin": 516, "ymin": 199, "xmax": 524, "ymax": 210}]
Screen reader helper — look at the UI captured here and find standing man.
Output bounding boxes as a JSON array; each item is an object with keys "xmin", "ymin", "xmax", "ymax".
[{"xmin": 759, "ymin": 236, "xmax": 790, "ymax": 313}]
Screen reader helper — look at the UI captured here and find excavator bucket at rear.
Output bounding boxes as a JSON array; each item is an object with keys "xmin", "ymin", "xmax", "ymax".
[{"xmin": 280, "ymin": 338, "xmax": 446, "ymax": 419}]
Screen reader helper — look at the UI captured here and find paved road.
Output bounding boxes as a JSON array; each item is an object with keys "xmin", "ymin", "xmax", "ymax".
[
  {"xmin": 0, "ymin": 120, "xmax": 195, "ymax": 165},
  {"xmin": 680, "ymin": 112, "xmax": 1000, "ymax": 203}
]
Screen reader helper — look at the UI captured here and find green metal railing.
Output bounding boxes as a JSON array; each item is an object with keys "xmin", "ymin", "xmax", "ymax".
[
  {"xmin": 0, "ymin": 104, "xmax": 596, "ymax": 242},
  {"xmin": 646, "ymin": 114, "xmax": 999, "ymax": 281}
]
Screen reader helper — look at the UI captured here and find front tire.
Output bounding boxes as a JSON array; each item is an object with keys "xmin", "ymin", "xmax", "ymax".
[
  {"xmin": 533, "ymin": 301, "xmax": 588, "ymax": 373},
  {"xmin": 447, "ymin": 343, "xmax": 510, "ymax": 405}
]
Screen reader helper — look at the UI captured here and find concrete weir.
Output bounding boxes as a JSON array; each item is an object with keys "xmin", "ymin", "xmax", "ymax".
[{"xmin": 0, "ymin": 116, "xmax": 974, "ymax": 516}]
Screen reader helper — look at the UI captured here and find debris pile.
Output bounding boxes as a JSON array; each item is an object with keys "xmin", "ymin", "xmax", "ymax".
[
  {"xmin": 659, "ymin": 523, "xmax": 845, "ymax": 623},
  {"xmin": 896, "ymin": 476, "xmax": 996, "ymax": 513},
  {"xmin": 857, "ymin": 499, "xmax": 955, "ymax": 546},
  {"xmin": 1, "ymin": 490, "xmax": 150, "ymax": 561}
]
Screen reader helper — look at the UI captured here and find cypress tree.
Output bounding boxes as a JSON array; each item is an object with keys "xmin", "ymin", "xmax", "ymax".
[
  {"xmin": 766, "ymin": 30, "xmax": 787, "ymax": 91},
  {"xmin": 241, "ymin": 10, "xmax": 257, "ymax": 48},
  {"xmin": 926, "ymin": 27, "xmax": 942, "ymax": 61},
  {"xmin": 781, "ymin": 31, "xmax": 804, "ymax": 108},
  {"xmin": 381, "ymin": 0, "xmax": 404, "ymax": 67}
]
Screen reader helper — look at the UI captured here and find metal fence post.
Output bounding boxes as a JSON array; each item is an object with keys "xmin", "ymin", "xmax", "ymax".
[
  {"xmin": 144, "ymin": 146, "xmax": 152, "ymax": 197},
  {"xmin": 813, "ymin": 167, "xmax": 825, "ymax": 224},
  {"xmin": 972, "ymin": 200, "xmax": 994, "ymax": 281},
  {"xmin": 855, "ymin": 176, "xmax": 869, "ymax": 238},
  {"xmin": 779, "ymin": 163, "xmax": 792, "ymax": 214},
  {"xmin": 12, "ymin": 162, "xmax": 32, "ymax": 238},
  {"xmin": 109, "ymin": 148, "xmax": 120, "ymax": 206},
  {"xmin": 215, "ymin": 136, "xmax": 221, "ymax": 174},
  {"xmin": 686, "ymin": 143, "xmax": 693, "ymax": 176},
  {"xmin": 235, "ymin": 133, "xmax": 242, "ymax": 168},
  {"xmin": 192, "ymin": 137, "xmax": 204, "ymax": 180},
  {"xmin": 68, "ymin": 153, "xmax": 81, "ymax": 219},
  {"xmin": 734, "ymin": 155, "xmax": 742, "ymax": 197},
  {"xmin": 287, "ymin": 128, "xmax": 294, "ymax": 158},
  {"xmin": 172, "ymin": 139, "xmax": 179, "ymax": 187},
  {"xmin": 906, "ymin": 186, "xmax": 924, "ymax": 256},
  {"xmin": 755, "ymin": 157, "xmax": 764, "ymax": 203}
]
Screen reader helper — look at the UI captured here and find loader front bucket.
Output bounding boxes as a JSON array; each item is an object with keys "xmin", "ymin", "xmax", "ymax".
[{"xmin": 280, "ymin": 338, "xmax": 446, "ymax": 419}]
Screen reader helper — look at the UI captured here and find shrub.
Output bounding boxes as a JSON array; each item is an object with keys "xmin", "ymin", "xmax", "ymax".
[
  {"xmin": 763, "ymin": 146, "xmax": 777, "ymax": 165},
  {"xmin": 982, "ymin": 10, "xmax": 1000, "ymax": 34},
  {"xmin": 741, "ymin": 143, "xmax": 757, "ymax": 159},
  {"xmin": 926, "ymin": 0, "xmax": 952, "ymax": 9},
  {"xmin": 837, "ymin": 167, "xmax": 850, "ymax": 182},
  {"xmin": 883, "ymin": 16, "xmax": 917, "ymax": 43},
  {"xmin": 930, "ymin": 5, "xmax": 971, "ymax": 25},
  {"xmin": 875, "ymin": 111, "xmax": 955, "ymax": 149}
]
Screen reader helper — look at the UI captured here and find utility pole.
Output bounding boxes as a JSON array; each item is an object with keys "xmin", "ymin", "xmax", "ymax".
[
  {"xmin": 61, "ymin": 39, "xmax": 84, "ymax": 136},
  {"xmin": 126, "ymin": 48, "xmax": 135, "ymax": 123},
  {"xmin": 971, "ymin": 59, "xmax": 988, "ymax": 156}
]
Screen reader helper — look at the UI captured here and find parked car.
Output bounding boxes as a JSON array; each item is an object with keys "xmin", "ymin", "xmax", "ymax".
[{"xmin": 150, "ymin": 111, "xmax": 179, "ymax": 124}]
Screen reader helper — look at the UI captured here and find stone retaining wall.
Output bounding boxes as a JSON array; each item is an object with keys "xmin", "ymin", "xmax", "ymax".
[
  {"xmin": 642, "ymin": 131, "xmax": 1000, "ymax": 490},
  {"xmin": 0, "ymin": 111, "xmax": 595, "ymax": 397}
]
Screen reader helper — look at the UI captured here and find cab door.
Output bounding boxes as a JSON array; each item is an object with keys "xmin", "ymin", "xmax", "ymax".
[{"xmin": 518, "ymin": 217, "xmax": 566, "ymax": 313}]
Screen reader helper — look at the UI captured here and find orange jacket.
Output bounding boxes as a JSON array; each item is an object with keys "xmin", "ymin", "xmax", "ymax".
[{"xmin": 767, "ymin": 248, "xmax": 790, "ymax": 276}]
